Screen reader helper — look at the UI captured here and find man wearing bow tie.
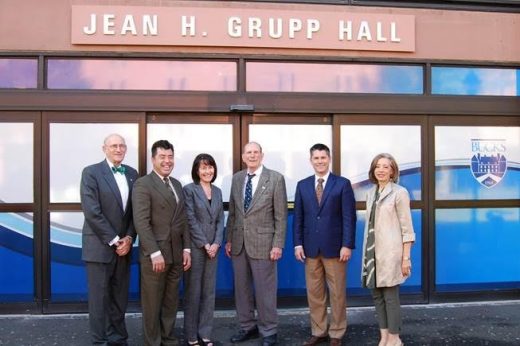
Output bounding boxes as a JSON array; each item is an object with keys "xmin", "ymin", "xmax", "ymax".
[
  {"xmin": 225, "ymin": 142, "xmax": 288, "ymax": 346},
  {"xmin": 80, "ymin": 133, "xmax": 139, "ymax": 345}
]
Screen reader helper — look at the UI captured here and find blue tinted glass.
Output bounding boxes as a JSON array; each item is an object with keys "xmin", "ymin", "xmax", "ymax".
[
  {"xmin": 432, "ymin": 67, "xmax": 519, "ymax": 96},
  {"xmin": 0, "ymin": 58, "xmax": 37, "ymax": 89},
  {"xmin": 341, "ymin": 125, "xmax": 422, "ymax": 201},
  {"xmin": 435, "ymin": 126, "xmax": 520, "ymax": 200},
  {"xmin": 47, "ymin": 59, "xmax": 237, "ymax": 91},
  {"xmin": 49, "ymin": 213, "xmax": 140, "ymax": 301},
  {"xmin": 436, "ymin": 165, "xmax": 520, "ymax": 200},
  {"xmin": 0, "ymin": 213, "xmax": 34, "ymax": 302},
  {"xmin": 436, "ymin": 208, "xmax": 520, "ymax": 292},
  {"xmin": 247, "ymin": 62, "xmax": 423, "ymax": 94}
]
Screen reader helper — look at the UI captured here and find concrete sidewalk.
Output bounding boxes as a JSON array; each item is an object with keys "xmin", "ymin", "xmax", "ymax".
[{"xmin": 1, "ymin": 300, "xmax": 519, "ymax": 345}]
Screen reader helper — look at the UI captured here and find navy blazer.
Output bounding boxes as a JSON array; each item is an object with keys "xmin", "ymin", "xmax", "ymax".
[{"xmin": 293, "ymin": 173, "xmax": 357, "ymax": 258}]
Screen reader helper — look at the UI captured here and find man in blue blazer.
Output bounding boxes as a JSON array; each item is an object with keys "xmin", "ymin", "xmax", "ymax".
[
  {"xmin": 293, "ymin": 143, "xmax": 356, "ymax": 346},
  {"xmin": 81, "ymin": 134, "xmax": 139, "ymax": 345}
]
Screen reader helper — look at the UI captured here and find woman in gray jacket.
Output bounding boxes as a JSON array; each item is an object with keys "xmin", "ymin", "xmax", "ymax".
[
  {"xmin": 361, "ymin": 153, "xmax": 415, "ymax": 346},
  {"xmin": 183, "ymin": 153, "xmax": 225, "ymax": 346}
]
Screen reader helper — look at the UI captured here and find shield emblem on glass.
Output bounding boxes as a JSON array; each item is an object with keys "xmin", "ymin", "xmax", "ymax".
[{"xmin": 470, "ymin": 139, "xmax": 508, "ymax": 188}]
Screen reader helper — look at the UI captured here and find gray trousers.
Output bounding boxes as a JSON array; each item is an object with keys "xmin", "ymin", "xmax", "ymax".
[
  {"xmin": 232, "ymin": 249, "xmax": 278, "ymax": 337},
  {"xmin": 371, "ymin": 285, "xmax": 402, "ymax": 334},
  {"xmin": 183, "ymin": 247, "xmax": 218, "ymax": 341},
  {"xmin": 86, "ymin": 255, "xmax": 130, "ymax": 345}
]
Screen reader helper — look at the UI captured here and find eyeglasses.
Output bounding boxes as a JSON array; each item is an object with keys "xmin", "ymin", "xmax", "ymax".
[{"xmin": 108, "ymin": 144, "xmax": 127, "ymax": 150}]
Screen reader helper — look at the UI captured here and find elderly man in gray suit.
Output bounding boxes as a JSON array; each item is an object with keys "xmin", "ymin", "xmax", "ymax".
[
  {"xmin": 132, "ymin": 139, "xmax": 192, "ymax": 346},
  {"xmin": 225, "ymin": 142, "xmax": 288, "ymax": 346},
  {"xmin": 81, "ymin": 133, "xmax": 138, "ymax": 345}
]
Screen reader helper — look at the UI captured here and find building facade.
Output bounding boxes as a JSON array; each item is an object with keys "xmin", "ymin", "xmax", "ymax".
[{"xmin": 0, "ymin": 0, "xmax": 519, "ymax": 313}]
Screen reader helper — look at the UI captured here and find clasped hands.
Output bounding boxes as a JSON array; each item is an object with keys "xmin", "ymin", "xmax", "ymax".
[
  {"xmin": 114, "ymin": 236, "xmax": 132, "ymax": 256},
  {"xmin": 204, "ymin": 243, "xmax": 220, "ymax": 259}
]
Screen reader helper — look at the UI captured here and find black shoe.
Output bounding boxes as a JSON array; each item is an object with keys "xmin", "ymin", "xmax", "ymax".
[
  {"xmin": 230, "ymin": 327, "xmax": 259, "ymax": 343},
  {"xmin": 262, "ymin": 334, "xmax": 277, "ymax": 346}
]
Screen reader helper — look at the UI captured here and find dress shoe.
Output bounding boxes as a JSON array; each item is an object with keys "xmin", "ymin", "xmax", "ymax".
[
  {"xmin": 303, "ymin": 335, "xmax": 328, "ymax": 346},
  {"xmin": 230, "ymin": 326, "xmax": 259, "ymax": 343},
  {"xmin": 329, "ymin": 338, "xmax": 342, "ymax": 346},
  {"xmin": 262, "ymin": 334, "xmax": 277, "ymax": 346}
]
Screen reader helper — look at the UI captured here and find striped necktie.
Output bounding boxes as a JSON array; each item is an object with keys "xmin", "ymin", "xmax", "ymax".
[
  {"xmin": 244, "ymin": 173, "xmax": 255, "ymax": 211},
  {"xmin": 362, "ymin": 188, "xmax": 381, "ymax": 289}
]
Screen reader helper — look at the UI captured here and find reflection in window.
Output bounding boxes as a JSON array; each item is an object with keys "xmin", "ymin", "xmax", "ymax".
[
  {"xmin": 432, "ymin": 66, "xmax": 519, "ymax": 96},
  {"xmin": 247, "ymin": 62, "xmax": 423, "ymax": 94},
  {"xmin": 47, "ymin": 59, "xmax": 237, "ymax": 91},
  {"xmin": 0, "ymin": 123, "xmax": 33, "ymax": 203},
  {"xmin": 0, "ymin": 58, "xmax": 37, "ymax": 89},
  {"xmin": 0, "ymin": 212, "xmax": 34, "ymax": 301},
  {"xmin": 147, "ymin": 124, "xmax": 234, "ymax": 201},
  {"xmin": 436, "ymin": 208, "xmax": 520, "ymax": 291},
  {"xmin": 435, "ymin": 126, "xmax": 520, "ymax": 200},
  {"xmin": 249, "ymin": 124, "xmax": 332, "ymax": 200},
  {"xmin": 341, "ymin": 125, "xmax": 421, "ymax": 201},
  {"xmin": 49, "ymin": 124, "xmax": 139, "ymax": 203}
]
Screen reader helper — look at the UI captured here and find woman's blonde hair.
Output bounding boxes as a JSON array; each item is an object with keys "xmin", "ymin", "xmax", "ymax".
[{"xmin": 368, "ymin": 153, "xmax": 400, "ymax": 184}]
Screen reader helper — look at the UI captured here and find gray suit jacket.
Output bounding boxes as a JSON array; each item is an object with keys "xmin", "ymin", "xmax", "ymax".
[
  {"xmin": 183, "ymin": 183, "xmax": 225, "ymax": 249},
  {"xmin": 80, "ymin": 160, "xmax": 138, "ymax": 263},
  {"xmin": 226, "ymin": 166, "xmax": 288, "ymax": 260},
  {"xmin": 132, "ymin": 172, "xmax": 190, "ymax": 265}
]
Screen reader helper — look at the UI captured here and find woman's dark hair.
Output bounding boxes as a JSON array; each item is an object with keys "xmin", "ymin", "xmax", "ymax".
[
  {"xmin": 368, "ymin": 153, "xmax": 400, "ymax": 184},
  {"xmin": 191, "ymin": 153, "xmax": 217, "ymax": 184}
]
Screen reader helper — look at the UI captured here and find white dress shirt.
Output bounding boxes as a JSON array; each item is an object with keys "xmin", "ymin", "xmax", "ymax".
[
  {"xmin": 107, "ymin": 159, "xmax": 129, "ymax": 246},
  {"xmin": 244, "ymin": 165, "xmax": 263, "ymax": 197}
]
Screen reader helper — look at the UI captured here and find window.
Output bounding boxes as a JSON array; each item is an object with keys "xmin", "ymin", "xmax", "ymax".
[
  {"xmin": 47, "ymin": 59, "xmax": 237, "ymax": 91},
  {"xmin": 247, "ymin": 62, "xmax": 423, "ymax": 94},
  {"xmin": 0, "ymin": 58, "xmax": 37, "ymax": 89},
  {"xmin": 432, "ymin": 66, "xmax": 519, "ymax": 96}
]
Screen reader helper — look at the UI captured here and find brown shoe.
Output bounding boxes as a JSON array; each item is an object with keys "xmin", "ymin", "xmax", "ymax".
[
  {"xmin": 303, "ymin": 335, "xmax": 328, "ymax": 346},
  {"xmin": 329, "ymin": 338, "xmax": 342, "ymax": 346}
]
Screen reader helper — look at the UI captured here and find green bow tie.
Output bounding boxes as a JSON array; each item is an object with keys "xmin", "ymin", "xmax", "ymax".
[{"xmin": 112, "ymin": 166, "xmax": 126, "ymax": 174}]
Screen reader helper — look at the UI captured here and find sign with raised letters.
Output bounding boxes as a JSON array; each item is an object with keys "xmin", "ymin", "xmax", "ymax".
[{"xmin": 71, "ymin": 4, "xmax": 415, "ymax": 52}]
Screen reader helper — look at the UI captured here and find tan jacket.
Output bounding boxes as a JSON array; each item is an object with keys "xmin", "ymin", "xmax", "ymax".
[
  {"xmin": 361, "ymin": 182, "xmax": 415, "ymax": 287},
  {"xmin": 226, "ymin": 166, "xmax": 288, "ymax": 260}
]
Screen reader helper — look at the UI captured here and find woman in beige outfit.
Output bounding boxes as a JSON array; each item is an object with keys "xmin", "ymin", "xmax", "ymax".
[{"xmin": 361, "ymin": 153, "xmax": 415, "ymax": 346}]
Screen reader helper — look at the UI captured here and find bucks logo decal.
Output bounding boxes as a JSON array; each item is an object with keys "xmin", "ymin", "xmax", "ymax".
[{"xmin": 470, "ymin": 139, "xmax": 507, "ymax": 188}]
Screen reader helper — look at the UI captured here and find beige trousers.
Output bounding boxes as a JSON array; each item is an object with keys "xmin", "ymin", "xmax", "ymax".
[{"xmin": 305, "ymin": 256, "xmax": 347, "ymax": 339}]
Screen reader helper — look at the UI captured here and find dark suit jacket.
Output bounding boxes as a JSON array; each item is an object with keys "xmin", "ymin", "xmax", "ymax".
[
  {"xmin": 81, "ymin": 160, "xmax": 138, "ymax": 263},
  {"xmin": 226, "ymin": 166, "xmax": 288, "ymax": 260},
  {"xmin": 132, "ymin": 172, "xmax": 190, "ymax": 265},
  {"xmin": 293, "ymin": 173, "xmax": 357, "ymax": 258},
  {"xmin": 183, "ymin": 183, "xmax": 225, "ymax": 249}
]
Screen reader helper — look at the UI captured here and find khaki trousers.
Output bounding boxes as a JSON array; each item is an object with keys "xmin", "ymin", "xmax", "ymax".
[{"xmin": 305, "ymin": 256, "xmax": 347, "ymax": 339}]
